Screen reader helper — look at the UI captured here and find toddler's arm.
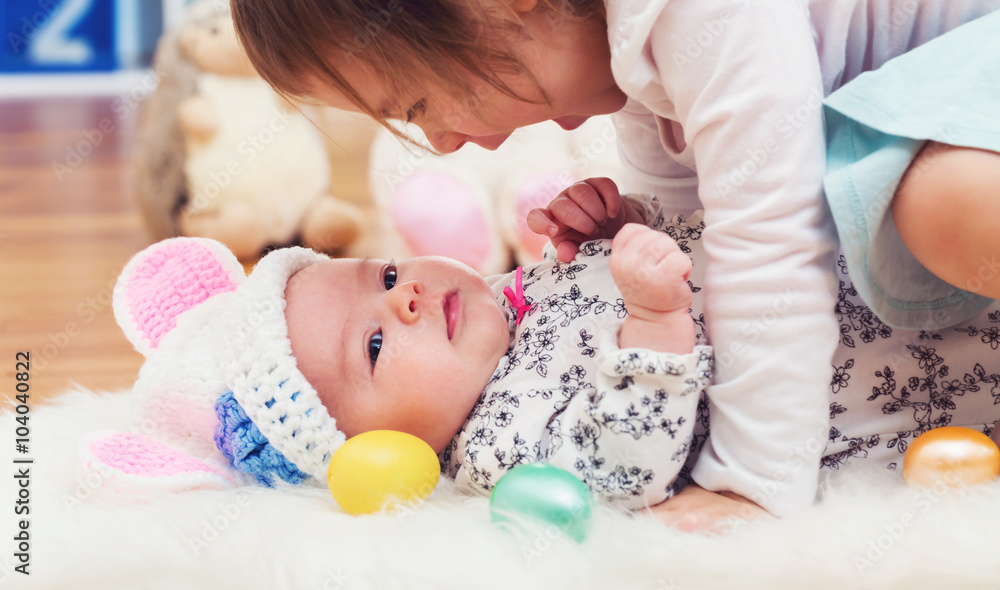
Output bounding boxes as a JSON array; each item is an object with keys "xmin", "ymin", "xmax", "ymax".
[{"xmin": 607, "ymin": 0, "xmax": 840, "ymax": 517}]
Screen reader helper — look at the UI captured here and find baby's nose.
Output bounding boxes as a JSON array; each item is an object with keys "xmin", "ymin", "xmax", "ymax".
[{"xmin": 389, "ymin": 280, "xmax": 423, "ymax": 324}]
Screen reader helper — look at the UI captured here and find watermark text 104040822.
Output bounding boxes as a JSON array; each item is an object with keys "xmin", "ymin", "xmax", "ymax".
[{"xmin": 12, "ymin": 351, "xmax": 33, "ymax": 576}]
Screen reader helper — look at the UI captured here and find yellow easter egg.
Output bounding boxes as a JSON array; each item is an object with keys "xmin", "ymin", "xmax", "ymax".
[
  {"xmin": 903, "ymin": 426, "xmax": 1000, "ymax": 488},
  {"xmin": 327, "ymin": 430, "xmax": 440, "ymax": 515}
]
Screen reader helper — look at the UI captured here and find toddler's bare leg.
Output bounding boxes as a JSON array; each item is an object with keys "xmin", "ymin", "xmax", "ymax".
[{"xmin": 891, "ymin": 141, "xmax": 1000, "ymax": 299}]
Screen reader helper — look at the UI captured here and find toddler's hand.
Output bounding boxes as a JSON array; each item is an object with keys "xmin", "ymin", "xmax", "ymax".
[
  {"xmin": 610, "ymin": 224, "xmax": 693, "ymax": 320},
  {"xmin": 647, "ymin": 484, "xmax": 774, "ymax": 534},
  {"xmin": 526, "ymin": 177, "xmax": 642, "ymax": 263}
]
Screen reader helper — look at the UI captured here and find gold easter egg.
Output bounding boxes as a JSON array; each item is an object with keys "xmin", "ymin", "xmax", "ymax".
[{"xmin": 903, "ymin": 426, "xmax": 1000, "ymax": 488}]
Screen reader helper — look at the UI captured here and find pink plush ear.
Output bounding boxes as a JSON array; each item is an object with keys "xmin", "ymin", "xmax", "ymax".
[
  {"xmin": 390, "ymin": 170, "xmax": 493, "ymax": 270},
  {"xmin": 113, "ymin": 237, "xmax": 246, "ymax": 357},
  {"xmin": 79, "ymin": 431, "xmax": 236, "ymax": 495}
]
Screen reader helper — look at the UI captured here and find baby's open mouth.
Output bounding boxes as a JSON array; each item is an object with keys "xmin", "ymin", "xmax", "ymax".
[{"xmin": 443, "ymin": 290, "xmax": 459, "ymax": 340}]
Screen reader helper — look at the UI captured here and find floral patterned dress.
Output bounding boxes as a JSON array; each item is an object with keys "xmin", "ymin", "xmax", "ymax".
[{"xmin": 440, "ymin": 220, "xmax": 713, "ymax": 510}]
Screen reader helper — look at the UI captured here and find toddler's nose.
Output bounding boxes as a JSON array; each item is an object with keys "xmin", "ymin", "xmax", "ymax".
[
  {"xmin": 388, "ymin": 280, "xmax": 423, "ymax": 324},
  {"xmin": 426, "ymin": 129, "xmax": 468, "ymax": 154}
]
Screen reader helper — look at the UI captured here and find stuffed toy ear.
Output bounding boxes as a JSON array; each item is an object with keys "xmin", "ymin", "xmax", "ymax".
[
  {"xmin": 79, "ymin": 431, "xmax": 237, "ymax": 495},
  {"xmin": 389, "ymin": 169, "xmax": 499, "ymax": 271},
  {"xmin": 113, "ymin": 237, "xmax": 246, "ymax": 357}
]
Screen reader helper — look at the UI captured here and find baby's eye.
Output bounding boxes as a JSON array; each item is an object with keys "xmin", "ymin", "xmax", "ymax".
[
  {"xmin": 383, "ymin": 261, "xmax": 397, "ymax": 290},
  {"xmin": 405, "ymin": 99, "xmax": 426, "ymax": 123},
  {"xmin": 368, "ymin": 331, "xmax": 383, "ymax": 366}
]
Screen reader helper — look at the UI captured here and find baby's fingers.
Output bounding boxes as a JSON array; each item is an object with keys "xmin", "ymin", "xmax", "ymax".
[
  {"xmin": 556, "ymin": 240, "xmax": 582, "ymax": 263},
  {"xmin": 611, "ymin": 223, "xmax": 655, "ymax": 253},
  {"xmin": 612, "ymin": 225, "xmax": 689, "ymax": 279}
]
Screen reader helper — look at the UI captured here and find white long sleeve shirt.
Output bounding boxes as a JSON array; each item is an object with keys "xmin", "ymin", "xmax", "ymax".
[{"xmin": 606, "ymin": 0, "xmax": 1000, "ymax": 515}]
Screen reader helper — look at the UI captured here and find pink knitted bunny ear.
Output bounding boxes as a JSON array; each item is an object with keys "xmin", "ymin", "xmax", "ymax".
[
  {"xmin": 79, "ymin": 431, "xmax": 237, "ymax": 496},
  {"xmin": 113, "ymin": 237, "xmax": 246, "ymax": 357}
]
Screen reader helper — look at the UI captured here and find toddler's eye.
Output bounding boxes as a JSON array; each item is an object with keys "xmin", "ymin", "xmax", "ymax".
[
  {"xmin": 405, "ymin": 99, "xmax": 426, "ymax": 123},
  {"xmin": 368, "ymin": 331, "xmax": 383, "ymax": 366},
  {"xmin": 383, "ymin": 261, "xmax": 397, "ymax": 290}
]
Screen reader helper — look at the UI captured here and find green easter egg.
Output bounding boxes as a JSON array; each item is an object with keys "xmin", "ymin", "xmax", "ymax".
[{"xmin": 489, "ymin": 463, "xmax": 594, "ymax": 543}]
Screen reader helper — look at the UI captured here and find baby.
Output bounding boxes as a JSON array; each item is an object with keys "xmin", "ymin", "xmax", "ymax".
[{"xmin": 113, "ymin": 184, "xmax": 711, "ymax": 509}]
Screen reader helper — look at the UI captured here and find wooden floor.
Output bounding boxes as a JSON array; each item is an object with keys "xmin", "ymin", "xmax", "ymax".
[
  {"xmin": 1, "ymin": 97, "xmax": 152, "ymax": 404},
  {"xmin": 0, "ymin": 96, "xmax": 375, "ymax": 405}
]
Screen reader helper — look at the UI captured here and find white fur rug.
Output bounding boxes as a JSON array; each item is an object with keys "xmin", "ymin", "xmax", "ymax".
[{"xmin": 4, "ymin": 388, "xmax": 1000, "ymax": 590}]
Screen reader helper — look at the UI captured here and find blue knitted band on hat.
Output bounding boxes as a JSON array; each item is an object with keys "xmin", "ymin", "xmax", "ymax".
[{"xmin": 214, "ymin": 390, "xmax": 309, "ymax": 486}]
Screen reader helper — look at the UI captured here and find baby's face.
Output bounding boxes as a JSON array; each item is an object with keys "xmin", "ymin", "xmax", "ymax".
[{"xmin": 284, "ymin": 256, "xmax": 511, "ymax": 453}]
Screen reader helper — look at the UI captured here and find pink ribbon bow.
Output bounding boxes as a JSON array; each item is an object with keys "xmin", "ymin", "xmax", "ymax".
[{"xmin": 503, "ymin": 266, "xmax": 533, "ymax": 326}]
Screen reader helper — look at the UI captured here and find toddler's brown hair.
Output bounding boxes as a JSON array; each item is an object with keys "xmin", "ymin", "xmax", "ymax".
[{"xmin": 230, "ymin": 0, "xmax": 603, "ymax": 137}]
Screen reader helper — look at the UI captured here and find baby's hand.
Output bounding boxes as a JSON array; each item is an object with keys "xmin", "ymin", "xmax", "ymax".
[
  {"xmin": 610, "ymin": 224, "xmax": 693, "ymax": 320},
  {"xmin": 526, "ymin": 177, "xmax": 643, "ymax": 263}
]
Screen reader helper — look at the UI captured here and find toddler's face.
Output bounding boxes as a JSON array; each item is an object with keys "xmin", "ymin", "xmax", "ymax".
[
  {"xmin": 284, "ymin": 256, "xmax": 511, "ymax": 453},
  {"xmin": 306, "ymin": 2, "xmax": 625, "ymax": 153}
]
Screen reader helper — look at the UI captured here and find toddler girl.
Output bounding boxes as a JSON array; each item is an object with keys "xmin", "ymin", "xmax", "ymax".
[
  {"xmin": 114, "ymin": 188, "xmax": 712, "ymax": 509},
  {"xmin": 229, "ymin": 0, "xmax": 1000, "ymax": 519}
]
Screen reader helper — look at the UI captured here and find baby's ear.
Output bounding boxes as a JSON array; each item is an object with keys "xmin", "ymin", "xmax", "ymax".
[{"xmin": 113, "ymin": 237, "xmax": 246, "ymax": 357}]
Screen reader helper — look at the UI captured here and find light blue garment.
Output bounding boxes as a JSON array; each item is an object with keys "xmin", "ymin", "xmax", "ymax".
[{"xmin": 823, "ymin": 9, "xmax": 1000, "ymax": 331}]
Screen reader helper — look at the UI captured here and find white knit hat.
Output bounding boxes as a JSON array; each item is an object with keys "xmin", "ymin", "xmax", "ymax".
[{"xmin": 113, "ymin": 237, "xmax": 346, "ymax": 485}]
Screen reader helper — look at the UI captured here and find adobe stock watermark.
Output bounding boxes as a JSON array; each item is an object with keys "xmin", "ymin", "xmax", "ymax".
[
  {"xmin": 671, "ymin": 7, "xmax": 740, "ymax": 71},
  {"xmin": 340, "ymin": 0, "xmax": 404, "ymax": 61},
  {"xmin": 853, "ymin": 471, "xmax": 962, "ymax": 576},
  {"xmin": 714, "ymin": 86, "xmax": 825, "ymax": 204},
  {"xmin": 957, "ymin": 255, "xmax": 1000, "ymax": 297},
  {"xmin": 841, "ymin": 128, "xmax": 960, "ymax": 240},
  {"xmin": 715, "ymin": 288, "xmax": 800, "ymax": 372},
  {"xmin": 61, "ymin": 458, "xmax": 114, "ymax": 513},
  {"xmin": 874, "ymin": 0, "xmax": 921, "ymax": 43},
  {"xmin": 505, "ymin": 500, "xmax": 592, "ymax": 564},
  {"xmin": 31, "ymin": 272, "xmax": 119, "ymax": 375},
  {"xmin": 315, "ymin": 568, "xmax": 351, "ymax": 590},
  {"xmin": 61, "ymin": 411, "xmax": 193, "ymax": 513},
  {"xmin": 655, "ymin": 579, "xmax": 702, "ymax": 590},
  {"xmin": 386, "ymin": 469, "xmax": 445, "ymax": 523},
  {"xmin": 380, "ymin": 133, "xmax": 433, "ymax": 194},
  {"xmin": 188, "ymin": 490, "xmax": 258, "ymax": 556},
  {"xmin": 0, "ymin": 555, "xmax": 18, "ymax": 587},
  {"xmin": 713, "ymin": 420, "xmax": 828, "ymax": 534},
  {"xmin": 183, "ymin": 106, "xmax": 296, "ymax": 215},
  {"xmin": 6, "ymin": 0, "xmax": 71, "ymax": 56},
  {"xmin": 570, "ymin": 118, "xmax": 619, "ymax": 170},
  {"xmin": 51, "ymin": 67, "xmax": 165, "ymax": 182}
]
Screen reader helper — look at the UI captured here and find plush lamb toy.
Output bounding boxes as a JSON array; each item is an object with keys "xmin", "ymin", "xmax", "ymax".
[
  {"xmin": 134, "ymin": 1, "xmax": 367, "ymax": 261},
  {"xmin": 367, "ymin": 117, "xmax": 621, "ymax": 275}
]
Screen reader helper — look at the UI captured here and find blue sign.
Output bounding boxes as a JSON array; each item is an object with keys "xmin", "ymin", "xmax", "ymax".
[{"xmin": 1, "ymin": 0, "xmax": 117, "ymax": 72}]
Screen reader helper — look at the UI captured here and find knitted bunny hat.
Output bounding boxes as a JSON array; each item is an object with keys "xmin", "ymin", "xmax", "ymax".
[{"xmin": 111, "ymin": 237, "xmax": 345, "ymax": 486}]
